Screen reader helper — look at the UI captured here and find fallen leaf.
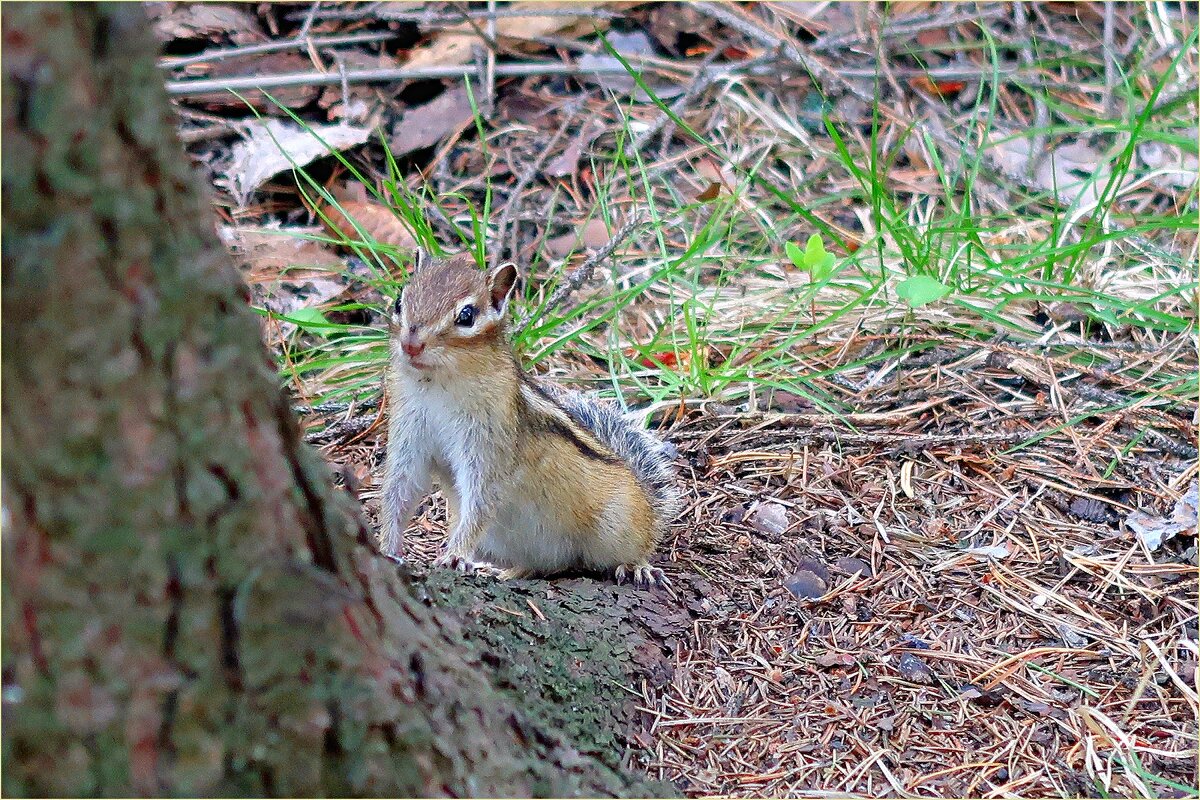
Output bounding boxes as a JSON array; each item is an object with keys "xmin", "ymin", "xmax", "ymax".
[
  {"xmin": 720, "ymin": 504, "xmax": 749, "ymax": 525},
  {"xmin": 1126, "ymin": 482, "xmax": 1198, "ymax": 551},
  {"xmin": 696, "ymin": 182, "xmax": 721, "ymax": 202},
  {"xmin": 390, "ymin": 86, "xmax": 475, "ymax": 157},
  {"xmin": 899, "ymin": 633, "xmax": 931, "ymax": 649},
  {"xmin": 648, "ymin": 3, "xmax": 712, "ymax": 52},
  {"xmin": 897, "ymin": 653, "xmax": 934, "ymax": 683},
  {"xmin": 218, "ymin": 119, "xmax": 372, "ymax": 208},
  {"xmin": 988, "ymin": 131, "xmax": 1130, "ymax": 207},
  {"xmin": 834, "ymin": 556, "xmax": 873, "ymax": 578},
  {"xmin": 695, "ymin": 157, "xmax": 734, "ymax": 186},
  {"xmin": 910, "ymin": 76, "xmax": 967, "ymax": 97},
  {"xmin": 578, "ymin": 31, "xmax": 684, "ymax": 102},
  {"xmin": 1138, "ymin": 142, "xmax": 1200, "ymax": 192},
  {"xmin": 147, "ymin": 3, "xmax": 264, "ymax": 45},
  {"xmin": 767, "ymin": 389, "xmax": 812, "ymax": 413},
  {"xmin": 546, "ymin": 120, "xmax": 605, "ymax": 179},
  {"xmin": 220, "ymin": 225, "xmax": 344, "ymax": 277},
  {"xmin": 404, "ymin": 1, "xmax": 597, "ymax": 70},
  {"xmin": 964, "ymin": 543, "xmax": 1010, "ymax": 560},
  {"xmin": 784, "ymin": 569, "xmax": 826, "ymax": 601},
  {"xmin": 219, "ymin": 225, "xmax": 349, "ymax": 343},
  {"xmin": 793, "ymin": 556, "xmax": 829, "ymax": 583},
  {"xmin": 958, "ymin": 683, "xmax": 1005, "ymax": 706},
  {"xmin": 322, "ymin": 199, "xmax": 417, "ymax": 256},
  {"xmin": 916, "ymin": 27, "xmax": 952, "ymax": 48},
  {"xmin": 545, "ymin": 218, "xmax": 611, "ymax": 258},
  {"xmin": 815, "ymin": 652, "xmax": 855, "ymax": 668},
  {"xmin": 192, "ymin": 52, "xmax": 321, "ymax": 112},
  {"xmin": 750, "ymin": 501, "xmax": 790, "ymax": 535}
]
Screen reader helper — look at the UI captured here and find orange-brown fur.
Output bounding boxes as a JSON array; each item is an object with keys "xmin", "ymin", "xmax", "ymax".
[{"xmin": 380, "ymin": 250, "xmax": 674, "ymax": 587}]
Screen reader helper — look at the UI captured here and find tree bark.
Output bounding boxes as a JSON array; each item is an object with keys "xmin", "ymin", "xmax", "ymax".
[{"xmin": 1, "ymin": 5, "xmax": 670, "ymax": 796}]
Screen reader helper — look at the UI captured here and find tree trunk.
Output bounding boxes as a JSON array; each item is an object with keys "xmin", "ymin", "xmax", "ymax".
[{"xmin": 1, "ymin": 5, "xmax": 670, "ymax": 796}]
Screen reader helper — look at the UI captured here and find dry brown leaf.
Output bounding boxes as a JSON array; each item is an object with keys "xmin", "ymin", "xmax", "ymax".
[
  {"xmin": 219, "ymin": 225, "xmax": 349, "ymax": 343},
  {"xmin": 546, "ymin": 120, "xmax": 605, "ymax": 179},
  {"xmin": 750, "ymin": 501, "xmax": 790, "ymax": 535},
  {"xmin": 695, "ymin": 157, "xmax": 735, "ymax": 189},
  {"xmin": 221, "ymin": 225, "xmax": 343, "ymax": 279},
  {"xmin": 897, "ymin": 653, "xmax": 934, "ymax": 683},
  {"xmin": 784, "ymin": 569, "xmax": 826, "ymax": 601},
  {"xmin": 390, "ymin": 86, "xmax": 475, "ymax": 157},
  {"xmin": 217, "ymin": 119, "xmax": 372, "ymax": 207},
  {"xmin": 988, "ymin": 132, "xmax": 1127, "ymax": 207},
  {"xmin": 695, "ymin": 182, "xmax": 721, "ymax": 202},
  {"xmin": 1138, "ymin": 141, "xmax": 1200, "ymax": 192},
  {"xmin": 545, "ymin": 218, "xmax": 611, "ymax": 258},
  {"xmin": 405, "ymin": 1, "xmax": 611, "ymax": 69},
  {"xmin": 772, "ymin": 1, "xmax": 863, "ymax": 36},
  {"xmin": 187, "ymin": 52, "xmax": 321, "ymax": 112},
  {"xmin": 323, "ymin": 199, "xmax": 418, "ymax": 256},
  {"xmin": 648, "ymin": 3, "xmax": 713, "ymax": 52},
  {"xmin": 833, "ymin": 556, "xmax": 873, "ymax": 578},
  {"xmin": 146, "ymin": 3, "xmax": 264, "ymax": 45}
]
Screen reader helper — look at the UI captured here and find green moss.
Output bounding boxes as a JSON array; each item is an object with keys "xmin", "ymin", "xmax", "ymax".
[{"xmin": 419, "ymin": 571, "xmax": 679, "ymax": 797}]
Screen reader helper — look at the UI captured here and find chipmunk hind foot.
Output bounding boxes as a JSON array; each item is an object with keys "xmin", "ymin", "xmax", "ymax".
[{"xmin": 614, "ymin": 562, "xmax": 671, "ymax": 590}]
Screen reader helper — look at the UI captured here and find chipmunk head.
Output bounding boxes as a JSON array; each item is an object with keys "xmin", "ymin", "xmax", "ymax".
[{"xmin": 391, "ymin": 248, "xmax": 519, "ymax": 375}]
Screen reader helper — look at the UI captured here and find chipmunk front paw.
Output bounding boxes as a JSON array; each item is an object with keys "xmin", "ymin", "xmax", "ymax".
[
  {"xmin": 614, "ymin": 562, "xmax": 671, "ymax": 590},
  {"xmin": 435, "ymin": 552, "xmax": 503, "ymax": 577}
]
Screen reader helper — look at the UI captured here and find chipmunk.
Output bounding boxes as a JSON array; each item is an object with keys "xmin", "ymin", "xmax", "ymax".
[{"xmin": 379, "ymin": 249, "xmax": 679, "ymax": 587}]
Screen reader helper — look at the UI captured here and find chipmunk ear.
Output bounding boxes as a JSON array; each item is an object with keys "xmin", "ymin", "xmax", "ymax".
[
  {"xmin": 412, "ymin": 247, "xmax": 432, "ymax": 273},
  {"xmin": 488, "ymin": 262, "xmax": 519, "ymax": 313}
]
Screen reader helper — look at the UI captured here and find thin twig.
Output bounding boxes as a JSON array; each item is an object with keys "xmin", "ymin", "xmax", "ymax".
[
  {"xmin": 296, "ymin": 1, "xmax": 321, "ymax": 40},
  {"xmin": 304, "ymin": 415, "xmax": 376, "ymax": 445},
  {"xmin": 810, "ymin": 6, "xmax": 1008, "ymax": 53},
  {"xmin": 485, "ymin": 0, "xmax": 497, "ymax": 118},
  {"xmin": 1103, "ymin": 1, "xmax": 1118, "ymax": 119},
  {"xmin": 166, "ymin": 56, "xmax": 1023, "ymax": 97},
  {"xmin": 159, "ymin": 31, "xmax": 399, "ymax": 69},
  {"xmin": 542, "ymin": 214, "xmax": 646, "ymax": 312},
  {"xmin": 629, "ymin": 42, "xmax": 758, "ymax": 157},
  {"xmin": 294, "ymin": 398, "xmax": 380, "ymax": 417},
  {"xmin": 287, "ymin": 4, "xmax": 617, "ymax": 24},
  {"xmin": 491, "ymin": 102, "xmax": 580, "ymax": 268},
  {"xmin": 692, "ymin": 1, "xmax": 877, "ymax": 104},
  {"xmin": 1012, "ymin": 3, "xmax": 1049, "ymax": 180},
  {"xmin": 166, "ymin": 60, "xmax": 687, "ymax": 96}
]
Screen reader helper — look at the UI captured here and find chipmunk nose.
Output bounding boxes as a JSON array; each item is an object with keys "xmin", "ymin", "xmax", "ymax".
[{"xmin": 401, "ymin": 336, "xmax": 425, "ymax": 358}]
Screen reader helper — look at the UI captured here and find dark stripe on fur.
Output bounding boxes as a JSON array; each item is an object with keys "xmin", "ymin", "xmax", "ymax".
[{"xmin": 518, "ymin": 375, "xmax": 622, "ymax": 465}]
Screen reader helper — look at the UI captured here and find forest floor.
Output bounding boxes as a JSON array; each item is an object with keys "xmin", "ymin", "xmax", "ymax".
[{"xmin": 157, "ymin": 2, "xmax": 1198, "ymax": 796}]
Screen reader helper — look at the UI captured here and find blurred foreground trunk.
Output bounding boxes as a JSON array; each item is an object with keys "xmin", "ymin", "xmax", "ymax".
[{"xmin": 0, "ymin": 5, "xmax": 660, "ymax": 796}]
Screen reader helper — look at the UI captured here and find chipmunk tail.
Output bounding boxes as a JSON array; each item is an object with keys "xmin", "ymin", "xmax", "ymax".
[{"xmin": 538, "ymin": 383, "xmax": 682, "ymax": 534}]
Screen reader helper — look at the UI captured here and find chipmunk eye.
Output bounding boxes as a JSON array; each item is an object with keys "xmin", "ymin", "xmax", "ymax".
[
  {"xmin": 455, "ymin": 304, "xmax": 476, "ymax": 327},
  {"xmin": 393, "ymin": 295, "xmax": 403, "ymax": 315}
]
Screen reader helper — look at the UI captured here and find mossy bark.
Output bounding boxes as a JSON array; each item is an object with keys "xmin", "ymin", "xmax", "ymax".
[{"xmin": 1, "ymin": 5, "xmax": 673, "ymax": 796}]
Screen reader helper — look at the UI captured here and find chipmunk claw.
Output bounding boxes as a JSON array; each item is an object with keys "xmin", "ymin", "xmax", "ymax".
[
  {"xmin": 435, "ymin": 552, "xmax": 503, "ymax": 578},
  {"xmin": 614, "ymin": 563, "xmax": 671, "ymax": 590}
]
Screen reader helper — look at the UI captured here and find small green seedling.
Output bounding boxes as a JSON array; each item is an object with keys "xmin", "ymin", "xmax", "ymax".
[
  {"xmin": 284, "ymin": 306, "xmax": 332, "ymax": 333},
  {"xmin": 896, "ymin": 275, "xmax": 952, "ymax": 308},
  {"xmin": 786, "ymin": 234, "xmax": 837, "ymax": 281},
  {"xmin": 787, "ymin": 234, "xmax": 839, "ymax": 330}
]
